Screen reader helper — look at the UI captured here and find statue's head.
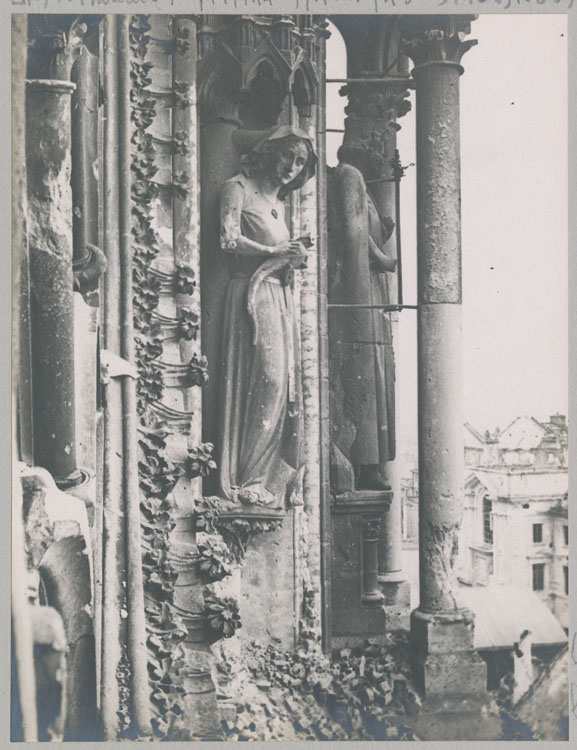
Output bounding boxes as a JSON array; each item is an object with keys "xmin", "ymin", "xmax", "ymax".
[{"xmin": 245, "ymin": 125, "xmax": 317, "ymax": 199}]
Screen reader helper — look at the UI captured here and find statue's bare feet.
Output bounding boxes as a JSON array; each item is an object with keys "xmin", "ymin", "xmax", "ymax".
[{"xmin": 356, "ymin": 465, "xmax": 391, "ymax": 491}]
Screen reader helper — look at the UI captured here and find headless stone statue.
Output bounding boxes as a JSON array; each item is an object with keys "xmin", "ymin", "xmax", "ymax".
[{"xmin": 327, "ymin": 151, "xmax": 396, "ymax": 493}]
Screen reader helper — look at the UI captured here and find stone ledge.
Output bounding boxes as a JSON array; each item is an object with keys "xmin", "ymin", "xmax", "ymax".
[{"xmin": 332, "ymin": 489, "xmax": 392, "ymax": 515}]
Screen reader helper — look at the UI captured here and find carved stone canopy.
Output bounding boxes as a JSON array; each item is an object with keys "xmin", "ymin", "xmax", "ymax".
[{"xmin": 198, "ymin": 15, "xmax": 321, "ymax": 127}]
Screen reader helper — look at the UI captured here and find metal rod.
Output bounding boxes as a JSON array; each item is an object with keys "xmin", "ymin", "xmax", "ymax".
[
  {"xmin": 395, "ymin": 150, "xmax": 404, "ymax": 308},
  {"xmin": 365, "ymin": 177, "xmax": 396, "ymax": 184},
  {"xmin": 326, "ymin": 77, "xmax": 414, "ymax": 86},
  {"xmin": 328, "ymin": 304, "xmax": 417, "ymax": 310},
  {"xmin": 317, "ymin": 34, "xmax": 332, "ymax": 654},
  {"xmin": 118, "ymin": 16, "xmax": 152, "ymax": 738}
]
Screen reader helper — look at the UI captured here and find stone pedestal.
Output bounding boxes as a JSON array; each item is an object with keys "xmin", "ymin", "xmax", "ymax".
[
  {"xmin": 411, "ymin": 609, "xmax": 487, "ymax": 698},
  {"xmin": 331, "ymin": 491, "xmax": 391, "ymax": 646},
  {"xmin": 409, "ymin": 608, "xmax": 500, "ymax": 740},
  {"xmin": 216, "ymin": 509, "xmax": 298, "ymax": 650}
]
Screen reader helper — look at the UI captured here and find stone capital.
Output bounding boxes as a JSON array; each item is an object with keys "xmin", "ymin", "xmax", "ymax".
[
  {"xmin": 341, "ymin": 78, "xmax": 412, "ymax": 123},
  {"xmin": 27, "ymin": 16, "xmax": 95, "ymax": 81},
  {"xmin": 401, "ymin": 15, "xmax": 478, "ymax": 72}
]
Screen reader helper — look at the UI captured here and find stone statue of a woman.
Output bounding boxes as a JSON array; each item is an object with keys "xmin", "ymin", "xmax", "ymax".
[
  {"xmin": 217, "ymin": 126, "xmax": 317, "ymax": 510},
  {"xmin": 328, "ymin": 144, "xmax": 397, "ymax": 493}
]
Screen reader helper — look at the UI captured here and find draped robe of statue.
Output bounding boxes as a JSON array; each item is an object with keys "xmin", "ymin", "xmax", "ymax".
[
  {"xmin": 216, "ymin": 127, "xmax": 316, "ymax": 510},
  {"xmin": 327, "ymin": 162, "xmax": 396, "ymax": 491}
]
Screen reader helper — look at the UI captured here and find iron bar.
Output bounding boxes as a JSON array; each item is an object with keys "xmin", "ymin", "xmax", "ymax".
[
  {"xmin": 394, "ymin": 150, "xmax": 404, "ymax": 308},
  {"xmin": 326, "ymin": 77, "xmax": 414, "ymax": 86},
  {"xmin": 317, "ymin": 34, "xmax": 332, "ymax": 654},
  {"xmin": 328, "ymin": 304, "xmax": 417, "ymax": 310}
]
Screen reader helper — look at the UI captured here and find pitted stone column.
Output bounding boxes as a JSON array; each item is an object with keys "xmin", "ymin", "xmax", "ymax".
[
  {"xmin": 405, "ymin": 17, "xmax": 476, "ymax": 619},
  {"xmin": 26, "ymin": 25, "xmax": 85, "ymax": 488},
  {"xmin": 402, "ymin": 18, "xmax": 493, "ymax": 711}
]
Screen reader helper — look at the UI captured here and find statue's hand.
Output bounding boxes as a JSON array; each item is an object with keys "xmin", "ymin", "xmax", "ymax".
[
  {"xmin": 381, "ymin": 216, "xmax": 395, "ymax": 243},
  {"xmin": 272, "ymin": 240, "xmax": 308, "ymax": 258}
]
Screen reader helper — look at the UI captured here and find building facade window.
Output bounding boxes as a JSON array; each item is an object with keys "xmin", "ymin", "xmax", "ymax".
[
  {"xmin": 564, "ymin": 566, "xmax": 568, "ymax": 596},
  {"xmin": 564, "ymin": 525, "xmax": 568, "ymax": 545},
  {"xmin": 532, "ymin": 563, "xmax": 545, "ymax": 591},
  {"xmin": 532, "ymin": 523, "xmax": 543, "ymax": 544},
  {"xmin": 483, "ymin": 496, "xmax": 493, "ymax": 545}
]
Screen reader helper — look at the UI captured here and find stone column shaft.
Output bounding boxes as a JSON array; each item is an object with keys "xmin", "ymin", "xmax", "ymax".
[
  {"xmin": 362, "ymin": 517, "xmax": 382, "ymax": 603},
  {"xmin": 27, "ymin": 77, "xmax": 81, "ymax": 487},
  {"xmin": 414, "ymin": 60, "xmax": 464, "ymax": 613}
]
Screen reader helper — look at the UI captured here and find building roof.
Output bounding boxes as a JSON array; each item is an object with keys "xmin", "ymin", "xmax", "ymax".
[
  {"xmin": 457, "ymin": 585, "xmax": 567, "ymax": 650},
  {"xmin": 498, "ymin": 416, "xmax": 548, "ymax": 451},
  {"xmin": 464, "ymin": 422, "xmax": 489, "ymax": 448}
]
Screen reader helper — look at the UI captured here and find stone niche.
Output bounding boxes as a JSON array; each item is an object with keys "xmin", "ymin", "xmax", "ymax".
[{"xmin": 198, "ymin": 15, "xmax": 322, "ymax": 650}]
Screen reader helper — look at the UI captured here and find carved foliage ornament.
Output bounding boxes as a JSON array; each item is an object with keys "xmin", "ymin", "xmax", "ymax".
[
  {"xmin": 402, "ymin": 19, "xmax": 478, "ymax": 69},
  {"xmin": 342, "ymin": 82, "xmax": 411, "ymax": 122}
]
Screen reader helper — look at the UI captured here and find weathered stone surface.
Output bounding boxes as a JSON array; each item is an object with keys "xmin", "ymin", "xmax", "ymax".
[
  {"xmin": 379, "ymin": 579, "xmax": 411, "ymax": 631},
  {"xmin": 30, "ymin": 605, "xmax": 67, "ymax": 741},
  {"xmin": 239, "ymin": 511, "xmax": 298, "ymax": 649},
  {"xmin": 20, "ymin": 465, "xmax": 98, "ymax": 740},
  {"xmin": 26, "ymin": 78, "xmax": 79, "ymax": 485},
  {"xmin": 410, "ymin": 608, "xmax": 488, "ymax": 706},
  {"xmin": 410, "ymin": 695, "xmax": 502, "ymax": 741}
]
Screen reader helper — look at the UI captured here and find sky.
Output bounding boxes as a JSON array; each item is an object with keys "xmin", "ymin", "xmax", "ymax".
[{"xmin": 326, "ymin": 14, "xmax": 568, "ymax": 457}]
